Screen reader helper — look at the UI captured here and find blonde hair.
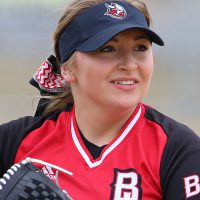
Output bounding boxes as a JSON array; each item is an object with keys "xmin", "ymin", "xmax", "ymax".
[{"xmin": 44, "ymin": 0, "xmax": 152, "ymax": 114}]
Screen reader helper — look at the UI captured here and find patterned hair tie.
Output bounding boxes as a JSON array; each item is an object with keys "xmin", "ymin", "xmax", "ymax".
[{"xmin": 30, "ymin": 55, "xmax": 64, "ymax": 96}]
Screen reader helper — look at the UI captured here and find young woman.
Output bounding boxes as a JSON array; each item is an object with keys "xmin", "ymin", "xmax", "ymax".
[{"xmin": 1, "ymin": 0, "xmax": 200, "ymax": 199}]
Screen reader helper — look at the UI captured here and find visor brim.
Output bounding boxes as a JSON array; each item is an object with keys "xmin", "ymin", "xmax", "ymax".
[{"xmin": 77, "ymin": 24, "xmax": 164, "ymax": 52}]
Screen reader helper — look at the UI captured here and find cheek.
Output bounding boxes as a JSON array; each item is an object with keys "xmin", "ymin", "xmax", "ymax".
[
  {"xmin": 73, "ymin": 57, "xmax": 103, "ymax": 88},
  {"xmin": 74, "ymin": 53, "xmax": 111, "ymax": 82},
  {"xmin": 141, "ymin": 57, "xmax": 154, "ymax": 82},
  {"xmin": 138, "ymin": 59, "xmax": 153, "ymax": 98}
]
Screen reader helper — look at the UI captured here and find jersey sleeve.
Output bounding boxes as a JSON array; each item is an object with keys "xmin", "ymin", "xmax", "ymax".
[
  {"xmin": 160, "ymin": 122, "xmax": 200, "ymax": 199},
  {"xmin": 0, "ymin": 117, "xmax": 34, "ymax": 176}
]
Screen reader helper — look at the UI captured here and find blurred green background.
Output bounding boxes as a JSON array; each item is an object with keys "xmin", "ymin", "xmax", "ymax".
[{"xmin": 0, "ymin": 0, "xmax": 199, "ymax": 135}]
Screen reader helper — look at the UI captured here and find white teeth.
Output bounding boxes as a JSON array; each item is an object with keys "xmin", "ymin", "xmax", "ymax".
[{"xmin": 113, "ymin": 80, "xmax": 135, "ymax": 85}]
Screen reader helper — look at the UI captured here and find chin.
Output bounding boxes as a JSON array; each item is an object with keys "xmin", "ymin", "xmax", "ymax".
[{"xmin": 110, "ymin": 99, "xmax": 139, "ymax": 111}]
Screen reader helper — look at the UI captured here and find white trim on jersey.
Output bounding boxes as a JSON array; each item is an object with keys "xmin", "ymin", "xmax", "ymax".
[{"xmin": 71, "ymin": 106, "xmax": 142, "ymax": 168}]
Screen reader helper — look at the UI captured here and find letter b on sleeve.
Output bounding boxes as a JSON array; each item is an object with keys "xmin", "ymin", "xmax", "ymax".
[{"xmin": 184, "ymin": 175, "xmax": 200, "ymax": 198}]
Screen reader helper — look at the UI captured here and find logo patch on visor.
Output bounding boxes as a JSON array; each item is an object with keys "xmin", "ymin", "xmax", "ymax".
[{"xmin": 104, "ymin": 2, "xmax": 127, "ymax": 19}]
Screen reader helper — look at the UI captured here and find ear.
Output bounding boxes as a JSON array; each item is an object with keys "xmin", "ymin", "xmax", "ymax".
[{"xmin": 61, "ymin": 64, "xmax": 77, "ymax": 83}]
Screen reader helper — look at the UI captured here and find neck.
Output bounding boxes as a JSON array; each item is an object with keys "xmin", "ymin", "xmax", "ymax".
[{"xmin": 74, "ymin": 103, "xmax": 137, "ymax": 147}]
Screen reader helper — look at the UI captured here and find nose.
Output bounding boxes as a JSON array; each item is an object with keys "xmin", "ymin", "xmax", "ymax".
[{"xmin": 117, "ymin": 52, "xmax": 138, "ymax": 71}]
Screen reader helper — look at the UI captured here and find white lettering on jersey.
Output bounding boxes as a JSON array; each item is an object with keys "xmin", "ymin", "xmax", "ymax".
[
  {"xmin": 110, "ymin": 169, "xmax": 142, "ymax": 200},
  {"xmin": 184, "ymin": 175, "xmax": 200, "ymax": 198}
]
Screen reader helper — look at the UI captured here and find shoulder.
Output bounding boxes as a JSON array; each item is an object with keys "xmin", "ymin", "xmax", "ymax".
[
  {"xmin": 0, "ymin": 107, "xmax": 71, "ymax": 143},
  {"xmin": 143, "ymin": 104, "xmax": 198, "ymax": 141},
  {"xmin": 143, "ymin": 105, "xmax": 200, "ymax": 199},
  {"xmin": 143, "ymin": 105, "xmax": 200, "ymax": 166},
  {"xmin": 0, "ymin": 108, "xmax": 70, "ymax": 176},
  {"xmin": 0, "ymin": 116, "xmax": 35, "ymax": 142},
  {"xmin": 142, "ymin": 104, "xmax": 200, "ymax": 154},
  {"xmin": 0, "ymin": 116, "xmax": 35, "ymax": 176}
]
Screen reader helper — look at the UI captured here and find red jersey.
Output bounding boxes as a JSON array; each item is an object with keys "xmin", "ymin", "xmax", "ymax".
[{"xmin": 1, "ymin": 103, "xmax": 200, "ymax": 199}]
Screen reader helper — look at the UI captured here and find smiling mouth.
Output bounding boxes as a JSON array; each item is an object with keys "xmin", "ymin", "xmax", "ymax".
[{"xmin": 111, "ymin": 80, "xmax": 135, "ymax": 85}]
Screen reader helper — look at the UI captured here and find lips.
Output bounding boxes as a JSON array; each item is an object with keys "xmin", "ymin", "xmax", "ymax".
[
  {"xmin": 110, "ymin": 78, "xmax": 138, "ymax": 91},
  {"xmin": 111, "ymin": 77, "xmax": 138, "ymax": 84}
]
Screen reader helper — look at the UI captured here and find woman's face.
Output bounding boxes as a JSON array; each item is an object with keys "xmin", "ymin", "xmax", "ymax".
[{"xmin": 63, "ymin": 29, "xmax": 154, "ymax": 111}]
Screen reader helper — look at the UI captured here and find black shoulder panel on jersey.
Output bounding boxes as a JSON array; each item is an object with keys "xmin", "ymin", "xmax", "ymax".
[
  {"xmin": 0, "ymin": 106, "xmax": 72, "ymax": 177},
  {"xmin": 0, "ymin": 117, "xmax": 35, "ymax": 176},
  {"xmin": 144, "ymin": 105, "xmax": 200, "ymax": 199}
]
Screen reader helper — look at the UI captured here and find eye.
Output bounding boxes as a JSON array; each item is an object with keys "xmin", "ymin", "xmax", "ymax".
[
  {"xmin": 99, "ymin": 45, "xmax": 116, "ymax": 53},
  {"xmin": 134, "ymin": 44, "xmax": 148, "ymax": 52}
]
